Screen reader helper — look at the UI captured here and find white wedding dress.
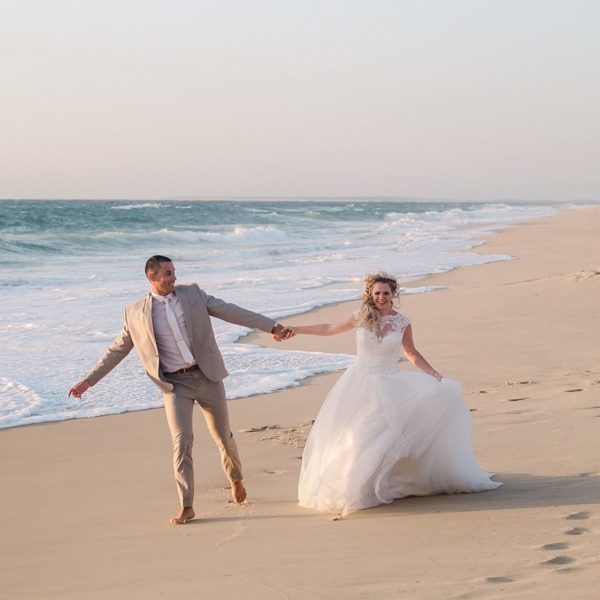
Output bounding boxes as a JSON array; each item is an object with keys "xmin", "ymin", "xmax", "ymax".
[{"xmin": 298, "ymin": 313, "xmax": 501, "ymax": 516}]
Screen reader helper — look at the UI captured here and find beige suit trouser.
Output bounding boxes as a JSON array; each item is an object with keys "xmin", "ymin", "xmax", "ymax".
[{"xmin": 163, "ymin": 370, "xmax": 243, "ymax": 507}]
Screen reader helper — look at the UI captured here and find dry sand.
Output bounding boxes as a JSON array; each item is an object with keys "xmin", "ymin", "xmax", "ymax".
[{"xmin": 1, "ymin": 206, "xmax": 599, "ymax": 599}]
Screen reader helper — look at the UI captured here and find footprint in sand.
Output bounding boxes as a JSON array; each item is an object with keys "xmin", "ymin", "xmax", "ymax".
[
  {"xmin": 555, "ymin": 566, "xmax": 581, "ymax": 574},
  {"xmin": 541, "ymin": 555, "xmax": 575, "ymax": 566},
  {"xmin": 572, "ymin": 270, "xmax": 600, "ymax": 281},
  {"xmin": 485, "ymin": 576, "xmax": 513, "ymax": 584},
  {"xmin": 263, "ymin": 469, "xmax": 286, "ymax": 475},
  {"xmin": 239, "ymin": 425, "xmax": 281, "ymax": 433},
  {"xmin": 565, "ymin": 388, "xmax": 583, "ymax": 393},
  {"xmin": 565, "ymin": 511, "xmax": 590, "ymax": 520},
  {"xmin": 541, "ymin": 542, "xmax": 569, "ymax": 551},
  {"xmin": 565, "ymin": 527, "xmax": 588, "ymax": 535},
  {"xmin": 507, "ymin": 397, "xmax": 528, "ymax": 402}
]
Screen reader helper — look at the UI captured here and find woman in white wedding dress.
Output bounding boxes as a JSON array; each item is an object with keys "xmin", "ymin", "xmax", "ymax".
[{"xmin": 292, "ymin": 272, "xmax": 501, "ymax": 517}]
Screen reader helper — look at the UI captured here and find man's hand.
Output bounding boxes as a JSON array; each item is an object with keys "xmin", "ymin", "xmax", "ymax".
[
  {"xmin": 68, "ymin": 379, "xmax": 91, "ymax": 399},
  {"xmin": 271, "ymin": 323, "xmax": 294, "ymax": 342}
]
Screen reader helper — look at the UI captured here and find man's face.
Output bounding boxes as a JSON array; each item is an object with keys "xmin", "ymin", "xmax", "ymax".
[{"xmin": 148, "ymin": 261, "xmax": 176, "ymax": 296}]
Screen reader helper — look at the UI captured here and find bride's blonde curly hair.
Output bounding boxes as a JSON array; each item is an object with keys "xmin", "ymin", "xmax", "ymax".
[{"xmin": 357, "ymin": 271, "xmax": 400, "ymax": 330}]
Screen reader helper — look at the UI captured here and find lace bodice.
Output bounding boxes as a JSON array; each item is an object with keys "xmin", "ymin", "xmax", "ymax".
[{"xmin": 354, "ymin": 313, "xmax": 410, "ymax": 372}]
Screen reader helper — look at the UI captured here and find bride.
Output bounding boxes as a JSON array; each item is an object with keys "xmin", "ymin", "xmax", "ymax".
[{"xmin": 290, "ymin": 272, "xmax": 501, "ymax": 517}]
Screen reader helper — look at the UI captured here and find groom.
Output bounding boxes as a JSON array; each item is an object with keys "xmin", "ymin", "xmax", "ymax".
[{"xmin": 69, "ymin": 255, "xmax": 291, "ymax": 524}]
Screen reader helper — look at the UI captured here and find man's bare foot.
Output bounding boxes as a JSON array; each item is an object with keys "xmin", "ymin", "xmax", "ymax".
[
  {"xmin": 169, "ymin": 506, "xmax": 195, "ymax": 525},
  {"xmin": 231, "ymin": 480, "xmax": 247, "ymax": 504}
]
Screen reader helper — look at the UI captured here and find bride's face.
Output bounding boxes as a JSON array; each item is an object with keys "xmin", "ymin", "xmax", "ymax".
[{"xmin": 371, "ymin": 282, "xmax": 394, "ymax": 311}]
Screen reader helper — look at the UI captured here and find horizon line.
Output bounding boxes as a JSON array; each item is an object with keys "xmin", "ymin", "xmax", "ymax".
[{"xmin": 0, "ymin": 196, "xmax": 591, "ymax": 204}]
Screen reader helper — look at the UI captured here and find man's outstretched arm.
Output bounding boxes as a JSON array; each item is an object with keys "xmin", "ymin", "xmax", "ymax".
[{"xmin": 68, "ymin": 321, "xmax": 134, "ymax": 398}]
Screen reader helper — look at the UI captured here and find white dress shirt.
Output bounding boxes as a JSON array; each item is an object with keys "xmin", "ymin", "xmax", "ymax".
[{"xmin": 151, "ymin": 292, "xmax": 197, "ymax": 373}]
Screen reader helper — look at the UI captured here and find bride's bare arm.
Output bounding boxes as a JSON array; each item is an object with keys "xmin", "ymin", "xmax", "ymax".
[
  {"xmin": 401, "ymin": 324, "xmax": 442, "ymax": 381},
  {"xmin": 291, "ymin": 314, "xmax": 356, "ymax": 336}
]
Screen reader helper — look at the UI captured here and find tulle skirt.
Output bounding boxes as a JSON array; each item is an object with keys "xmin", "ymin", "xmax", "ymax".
[{"xmin": 298, "ymin": 366, "xmax": 501, "ymax": 516}]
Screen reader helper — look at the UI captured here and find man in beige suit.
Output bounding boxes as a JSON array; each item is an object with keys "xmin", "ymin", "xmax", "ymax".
[{"xmin": 69, "ymin": 255, "xmax": 290, "ymax": 524}]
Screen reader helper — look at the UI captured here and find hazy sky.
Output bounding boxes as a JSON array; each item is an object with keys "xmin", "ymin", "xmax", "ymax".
[{"xmin": 2, "ymin": 1, "xmax": 599, "ymax": 201}]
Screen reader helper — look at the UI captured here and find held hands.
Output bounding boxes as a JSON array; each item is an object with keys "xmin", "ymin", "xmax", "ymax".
[
  {"xmin": 68, "ymin": 379, "xmax": 91, "ymax": 399},
  {"xmin": 271, "ymin": 324, "xmax": 296, "ymax": 342}
]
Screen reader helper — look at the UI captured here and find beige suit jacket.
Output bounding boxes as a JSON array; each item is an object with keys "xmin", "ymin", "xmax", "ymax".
[{"xmin": 85, "ymin": 283, "xmax": 277, "ymax": 393}]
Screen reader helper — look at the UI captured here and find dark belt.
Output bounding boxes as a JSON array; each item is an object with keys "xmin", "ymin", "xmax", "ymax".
[{"xmin": 164, "ymin": 364, "xmax": 200, "ymax": 375}]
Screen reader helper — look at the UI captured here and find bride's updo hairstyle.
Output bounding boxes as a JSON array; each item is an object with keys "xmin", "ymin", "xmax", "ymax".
[{"xmin": 357, "ymin": 271, "xmax": 399, "ymax": 331}]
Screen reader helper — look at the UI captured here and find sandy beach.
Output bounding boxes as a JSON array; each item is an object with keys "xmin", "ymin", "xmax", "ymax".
[{"xmin": 2, "ymin": 206, "xmax": 599, "ymax": 599}]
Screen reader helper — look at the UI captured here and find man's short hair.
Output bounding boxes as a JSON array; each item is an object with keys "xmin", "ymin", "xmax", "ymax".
[{"xmin": 145, "ymin": 255, "xmax": 172, "ymax": 275}]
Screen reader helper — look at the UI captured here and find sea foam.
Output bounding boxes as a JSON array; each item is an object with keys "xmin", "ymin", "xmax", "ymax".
[{"xmin": 0, "ymin": 198, "xmax": 573, "ymax": 428}]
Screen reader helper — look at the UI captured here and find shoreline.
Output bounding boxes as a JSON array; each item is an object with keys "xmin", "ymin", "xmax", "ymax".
[
  {"xmin": 2, "ymin": 205, "xmax": 599, "ymax": 599},
  {"xmin": 0, "ymin": 200, "xmax": 576, "ymax": 431}
]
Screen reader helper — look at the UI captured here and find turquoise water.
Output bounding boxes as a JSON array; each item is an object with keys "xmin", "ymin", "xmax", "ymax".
[{"xmin": 0, "ymin": 199, "xmax": 571, "ymax": 428}]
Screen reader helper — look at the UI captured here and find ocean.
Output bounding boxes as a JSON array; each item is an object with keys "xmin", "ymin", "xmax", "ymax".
[{"xmin": 0, "ymin": 198, "xmax": 572, "ymax": 429}]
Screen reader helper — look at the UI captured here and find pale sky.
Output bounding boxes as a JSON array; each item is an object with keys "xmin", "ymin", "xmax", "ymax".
[{"xmin": 2, "ymin": 0, "xmax": 599, "ymax": 201}]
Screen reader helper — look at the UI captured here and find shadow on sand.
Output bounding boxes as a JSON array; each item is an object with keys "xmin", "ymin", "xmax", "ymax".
[
  {"xmin": 188, "ymin": 472, "xmax": 600, "ymax": 524},
  {"xmin": 368, "ymin": 471, "xmax": 600, "ymax": 517}
]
